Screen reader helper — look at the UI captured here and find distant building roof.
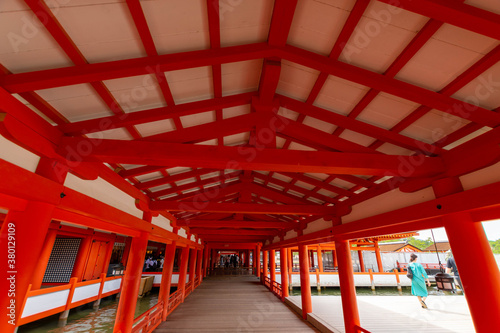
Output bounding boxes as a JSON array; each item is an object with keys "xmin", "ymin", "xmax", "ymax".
[
  {"xmin": 423, "ymin": 242, "xmax": 451, "ymax": 252},
  {"xmin": 378, "ymin": 241, "xmax": 422, "ymax": 252}
]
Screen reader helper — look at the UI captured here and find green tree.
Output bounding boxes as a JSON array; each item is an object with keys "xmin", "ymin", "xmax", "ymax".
[
  {"xmin": 407, "ymin": 237, "xmax": 433, "ymax": 250},
  {"xmin": 490, "ymin": 239, "xmax": 500, "ymax": 254}
]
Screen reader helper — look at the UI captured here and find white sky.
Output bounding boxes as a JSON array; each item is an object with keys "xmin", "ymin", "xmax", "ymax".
[{"xmin": 414, "ymin": 220, "xmax": 500, "ymax": 241}]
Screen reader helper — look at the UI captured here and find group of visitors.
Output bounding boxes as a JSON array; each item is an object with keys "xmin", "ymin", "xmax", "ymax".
[
  {"xmin": 219, "ymin": 254, "xmax": 240, "ymax": 268},
  {"xmin": 143, "ymin": 255, "xmax": 164, "ymax": 272},
  {"xmin": 408, "ymin": 250, "xmax": 462, "ymax": 309}
]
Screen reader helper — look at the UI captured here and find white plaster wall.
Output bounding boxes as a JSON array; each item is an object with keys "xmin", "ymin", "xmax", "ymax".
[
  {"xmin": 342, "ymin": 187, "xmax": 435, "ymax": 223},
  {"xmin": 152, "ymin": 214, "xmax": 173, "ymax": 232},
  {"xmin": 64, "ymin": 173, "xmax": 143, "ymax": 219},
  {"xmin": 0, "ymin": 134, "xmax": 40, "ymax": 172}
]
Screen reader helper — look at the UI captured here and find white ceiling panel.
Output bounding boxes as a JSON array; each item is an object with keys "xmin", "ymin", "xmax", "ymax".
[
  {"xmin": 104, "ymin": 74, "xmax": 166, "ymax": 113},
  {"xmin": 36, "ymin": 84, "xmax": 112, "ymax": 122},
  {"xmin": 288, "ymin": 0, "xmax": 354, "ymax": 56},
  {"xmin": 357, "ymin": 92, "xmax": 419, "ymax": 130},
  {"xmin": 396, "ymin": 24, "xmax": 499, "ymax": 92},
  {"xmin": 221, "ymin": 59, "xmax": 262, "ymax": 96},
  {"xmin": 52, "ymin": 2, "xmax": 145, "ymax": 63},
  {"xmin": 400, "ymin": 109, "xmax": 471, "ymax": 145},
  {"xmin": 86, "ymin": 127, "xmax": 133, "ymax": 141},
  {"xmin": 338, "ymin": 129, "xmax": 376, "ymax": 147},
  {"xmin": 139, "ymin": 0, "xmax": 210, "ymax": 54},
  {"xmin": 0, "ymin": 8, "xmax": 72, "ymax": 72},
  {"xmin": 180, "ymin": 110, "xmax": 216, "ymax": 128},
  {"xmin": 339, "ymin": 1, "xmax": 428, "ymax": 73},
  {"xmin": 314, "ymin": 75, "xmax": 370, "ymax": 115},
  {"xmin": 223, "ymin": 104, "xmax": 251, "ymax": 119},
  {"xmin": 219, "ymin": 0, "xmax": 274, "ymax": 47},
  {"xmin": 276, "ymin": 60, "xmax": 320, "ymax": 101},
  {"xmin": 135, "ymin": 118, "xmax": 176, "ymax": 138},
  {"xmin": 168, "ymin": 66, "xmax": 213, "ymax": 104}
]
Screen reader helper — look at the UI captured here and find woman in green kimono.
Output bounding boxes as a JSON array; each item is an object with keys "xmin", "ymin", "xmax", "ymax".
[{"xmin": 409, "ymin": 253, "xmax": 431, "ymax": 308}]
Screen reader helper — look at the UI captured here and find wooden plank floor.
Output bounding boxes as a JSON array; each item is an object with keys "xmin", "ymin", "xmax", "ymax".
[
  {"xmin": 155, "ymin": 275, "xmax": 319, "ymax": 333},
  {"xmin": 287, "ymin": 295, "xmax": 475, "ymax": 333}
]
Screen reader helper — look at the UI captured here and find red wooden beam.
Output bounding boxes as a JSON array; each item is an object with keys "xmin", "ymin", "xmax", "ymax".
[
  {"xmin": 191, "ymin": 229, "xmax": 278, "ymax": 236},
  {"xmin": 376, "ymin": 0, "xmax": 500, "ymax": 41},
  {"xmin": 149, "ymin": 171, "xmax": 242, "ymax": 199},
  {"xmin": 0, "ymin": 43, "xmax": 275, "ymax": 93},
  {"xmin": 177, "ymin": 220, "xmax": 295, "ymax": 229},
  {"xmin": 57, "ymin": 137, "xmax": 446, "ymax": 177},
  {"xmin": 136, "ymin": 168, "xmax": 217, "ymax": 190},
  {"xmin": 150, "ymin": 201, "xmax": 335, "ymax": 215},
  {"xmin": 58, "ymin": 92, "xmax": 254, "ymax": 136},
  {"xmin": 279, "ymin": 45, "xmax": 500, "ymax": 128},
  {"xmin": 140, "ymin": 112, "xmax": 257, "ymax": 143}
]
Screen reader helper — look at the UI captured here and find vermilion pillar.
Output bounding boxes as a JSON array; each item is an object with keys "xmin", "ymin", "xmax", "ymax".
[
  {"xmin": 374, "ymin": 242, "xmax": 383, "ymax": 272},
  {"xmin": 203, "ymin": 245, "xmax": 209, "ymax": 277},
  {"xmin": 113, "ymin": 232, "xmax": 149, "ymax": 333},
  {"xmin": 298, "ymin": 244, "xmax": 312, "ymax": 319},
  {"xmin": 280, "ymin": 247, "xmax": 289, "ymax": 300},
  {"xmin": 159, "ymin": 241, "xmax": 176, "ymax": 321},
  {"xmin": 269, "ymin": 250, "xmax": 276, "ymax": 283},
  {"xmin": 188, "ymin": 248, "xmax": 197, "ymax": 293},
  {"xmin": 444, "ymin": 213, "xmax": 500, "ymax": 332},
  {"xmin": 333, "ymin": 249, "xmax": 338, "ymax": 268},
  {"xmin": 336, "ymin": 239, "xmax": 360, "ymax": 333},
  {"xmin": 121, "ymin": 237, "xmax": 132, "ymax": 266},
  {"xmin": 263, "ymin": 250, "xmax": 268, "ymax": 282},
  {"xmin": 0, "ymin": 201, "xmax": 55, "ymax": 333},
  {"xmin": 71, "ymin": 233, "xmax": 93, "ymax": 281},
  {"xmin": 196, "ymin": 249, "xmax": 203, "ymax": 284},
  {"xmin": 177, "ymin": 246, "xmax": 190, "ymax": 300},
  {"xmin": 358, "ymin": 249, "xmax": 365, "ymax": 273},
  {"xmin": 255, "ymin": 245, "xmax": 261, "ymax": 277},
  {"xmin": 31, "ymin": 227, "xmax": 58, "ymax": 289},
  {"xmin": 317, "ymin": 245, "xmax": 324, "ymax": 273}
]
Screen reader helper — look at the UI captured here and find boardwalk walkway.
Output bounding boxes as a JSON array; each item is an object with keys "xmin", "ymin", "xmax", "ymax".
[
  {"xmin": 287, "ymin": 295, "xmax": 475, "ymax": 333},
  {"xmin": 155, "ymin": 275, "xmax": 319, "ymax": 333}
]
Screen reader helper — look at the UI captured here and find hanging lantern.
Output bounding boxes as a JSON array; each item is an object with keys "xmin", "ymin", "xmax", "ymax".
[{"xmin": 434, "ymin": 272, "xmax": 456, "ymax": 292}]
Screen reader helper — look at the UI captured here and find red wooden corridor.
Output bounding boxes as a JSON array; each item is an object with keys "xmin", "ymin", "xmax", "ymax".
[{"xmin": 1, "ymin": 0, "xmax": 500, "ymax": 332}]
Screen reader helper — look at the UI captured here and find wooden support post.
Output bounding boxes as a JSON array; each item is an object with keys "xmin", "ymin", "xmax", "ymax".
[
  {"xmin": 317, "ymin": 245, "xmax": 324, "ymax": 273},
  {"xmin": 71, "ymin": 234, "xmax": 93, "ymax": 282},
  {"xmin": 298, "ymin": 244, "xmax": 312, "ymax": 320},
  {"xmin": 159, "ymin": 241, "xmax": 176, "ymax": 321},
  {"xmin": 270, "ymin": 250, "xmax": 276, "ymax": 289},
  {"xmin": 444, "ymin": 213, "xmax": 500, "ymax": 333},
  {"xmin": 263, "ymin": 250, "xmax": 268, "ymax": 283},
  {"xmin": 0, "ymin": 201, "xmax": 55, "ymax": 333},
  {"xmin": 255, "ymin": 245, "xmax": 261, "ymax": 277},
  {"xmin": 113, "ymin": 232, "xmax": 149, "ymax": 333},
  {"xmin": 336, "ymin": 239, "xmax": 360, "ymax": 333},
  {"xmin": 211, "ymin": 249, "xmax": 217, "ymax": 272},
  {"xmin": 288, "ymin": 248, "xmax": 293, "ymax": 291},
  {"xmin": 394, "ymin": 269, "xmax": 402, "ymax": 293},
  {"xmin": 375, "ymin": 241, "xmax": 383, "ymax": 272},
  {"xmin": 121, "ymin": 237, "xmax": 132, "ymax": 267},
  {"xmin": 333, "ymin": 248, "xmax": 338, "ymax": 268},
  {"xmin": 196, "ymin": 249, "xmax": 203, "ymax": 285},
  {"xmin": 358, "ymin": 249, "xmax": 365, "ymax": 273},
  {"xmin": 31, "ymin": 228, "xmax": 58, "ymax": 289},
  {"xmin": 188, "ymin": 248, "xmax": 197, "ymax": 293},
  {"xmin": 368, "ymin": 269, "xmax": 375, "ymax": 291},
  {"xmin": 177, "ymin": 246, "xmax": 190, "ymax": 301},
  {"xmin": 203, "ymin": 245, "xmax": 209, "ymax": 277},
  {"xmin": 101, "ymin": 235, "xmax": 116, "ymax": 277},
  {"xmin": 279, "ymin": 248, "xmax": 289, "ymax": 300}
]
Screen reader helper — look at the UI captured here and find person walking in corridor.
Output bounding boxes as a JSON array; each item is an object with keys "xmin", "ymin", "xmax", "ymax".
[{"xmin": 408, "ymin": 253, "xmax": 431, "ymax": 308}]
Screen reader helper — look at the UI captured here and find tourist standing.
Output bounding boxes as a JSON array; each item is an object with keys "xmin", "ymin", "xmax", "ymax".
[{"xmin": 408, "ymin": 253, "xmax": 431, "ymax": 308}]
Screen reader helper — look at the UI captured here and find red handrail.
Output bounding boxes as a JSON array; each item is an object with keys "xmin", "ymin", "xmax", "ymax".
[{"xmin": 132, "ymin": 301, "xmax": 164, "ymax": 333}]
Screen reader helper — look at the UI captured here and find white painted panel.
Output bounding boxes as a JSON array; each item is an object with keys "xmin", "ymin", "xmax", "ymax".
[
  {"xmin": 171, "ymin": 274, "xmax": 179, "ymax": 284},
  {"xmin": 142, "ymin": 273, "xmax": 162, "ymax": 284},
  {"xmin": 71, "ymin": 283, "xmax": 100, "ymax": 303},
  {"xmin": 21, "ymin": 289, "xmax": 69, "ymax": 318},
  {"xmin": 0, "ymin": 135, "xmax": 40, "ymax": 173},
  {"xmin": 102, "ymin": 278, "xmax": 122, "ymax": 294},
  {"xmin": 318, "ymin": 274, "xmax": 340, "ymax": 287}
]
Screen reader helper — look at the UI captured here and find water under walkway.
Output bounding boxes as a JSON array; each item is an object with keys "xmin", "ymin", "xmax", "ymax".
[
  {"xmin": 155, "ymin": 274, "xmax": 319, "ymax": 332},
  {"xmin": 286, "ymin": 294, "xmax": 474, "ymax": 333}
]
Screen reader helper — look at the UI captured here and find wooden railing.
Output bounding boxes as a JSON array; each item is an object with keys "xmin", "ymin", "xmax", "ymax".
[
  {"xmin": 19, "ymin": 273, "xmax": 122, "ymax": 326},
  {"xmin": 131, "ymin": 301, "xmax": 163, "ymax": 333},
  {"xmin": 263, "ymin": 275, "xmax": 271, "ymax": 288},
  {"xmin": 271, "ymin": 280, "xmax": 282, "ymax": 298},
  {"xmin": 167, "ymin": 288, "xmax": 184, "ymax": 315}
]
